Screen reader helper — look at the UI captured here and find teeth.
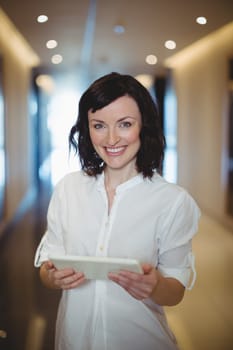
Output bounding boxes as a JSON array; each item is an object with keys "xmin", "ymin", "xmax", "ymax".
[{"xmin": 106, "ymin": 147, "xmax": 124, "ymax": 153}]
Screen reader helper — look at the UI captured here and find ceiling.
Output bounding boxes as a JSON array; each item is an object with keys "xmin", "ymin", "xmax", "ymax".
[{"xmin": 1, "ymin": 0, "xmax": 233, "ymax": 88}]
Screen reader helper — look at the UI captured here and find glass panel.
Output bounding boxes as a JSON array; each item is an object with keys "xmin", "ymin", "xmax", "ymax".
[
  {"xmin": 163, "ymin": 74, "xmax": 177, "ymax": 183},
  {"xmin": 0, "ymin": 56, "xmax": 5, "ymax": 221},
  {"xmin": 227, "ymin": 58, "xmax": 233, "ymax": 215}
]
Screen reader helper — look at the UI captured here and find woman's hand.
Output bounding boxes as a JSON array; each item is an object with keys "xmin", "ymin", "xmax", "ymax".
[
  {"xmin": 108, "ymin": 263, "xmax": 185, "ymax": 305},
  {"xmin": 40, "ymin": 261, "xmax": 86, "ymax": 290},
  {"xmin": 108, "ymin": 263, "xmax": 159, "ymax": 300}
]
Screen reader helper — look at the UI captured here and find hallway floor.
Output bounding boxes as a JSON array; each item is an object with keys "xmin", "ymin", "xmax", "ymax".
[
  {"xmin": 0, "ymin": 186, "xmax": 233, "ymax": 350},
  {"xmin": 165, "ymin": 214, "xmax": 233, "ymax": 350}
]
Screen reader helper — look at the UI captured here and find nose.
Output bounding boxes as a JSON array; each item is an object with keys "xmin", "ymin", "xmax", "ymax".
[{"xmin": 106, "ymin": 128, "xmax": 120, "ymax": 146}]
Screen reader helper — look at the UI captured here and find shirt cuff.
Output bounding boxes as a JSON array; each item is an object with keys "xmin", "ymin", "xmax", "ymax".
[
  {"xmin": 34, "ymin": 234, "xmax": 48, "ymax": 267},
  {"xmin": 158, "ymin": 252, "xmax": 196, "ymax": 290}
]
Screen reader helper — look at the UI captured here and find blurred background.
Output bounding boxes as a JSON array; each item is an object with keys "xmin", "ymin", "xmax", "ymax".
[{"xmin": 0, "ymin": 1, "xmax": 233, "ymax": 349}]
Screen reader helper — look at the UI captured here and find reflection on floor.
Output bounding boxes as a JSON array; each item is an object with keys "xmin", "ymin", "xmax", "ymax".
[
  {"xmin": 0, "ymin": 185, "xmax": 60, "ymax": 350},
  {"xmin": 166, "ymin": 215, "xmax": 233, "ymax": 350},
  {"xmin": 0, "ymin": 186, "xmax": 233, "ymax": 350}
]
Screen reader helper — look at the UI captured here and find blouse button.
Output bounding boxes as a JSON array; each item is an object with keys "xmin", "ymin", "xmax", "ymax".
[{"xmin": 99, "ymin": 245, "xmax": 104, "ymax": 251}]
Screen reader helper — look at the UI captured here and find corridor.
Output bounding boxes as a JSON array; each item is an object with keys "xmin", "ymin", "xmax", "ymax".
[{"xmin": 0, "ymin": 3, "xmax": 232, "ymax": 350}]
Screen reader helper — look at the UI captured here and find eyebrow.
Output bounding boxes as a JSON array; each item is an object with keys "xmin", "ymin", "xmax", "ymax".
[
  {"xmin": 89, "ymin": 116, "xmax": 135, "ymax": 123},
  {"xmin": 89, "ymin": 118, "xmax": 105, "ymax": 123}
]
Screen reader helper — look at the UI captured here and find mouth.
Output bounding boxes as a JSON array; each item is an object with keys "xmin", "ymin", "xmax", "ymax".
[{"xmin": 105, "ymin": 146, "xmax": 126, "ymax": 155}]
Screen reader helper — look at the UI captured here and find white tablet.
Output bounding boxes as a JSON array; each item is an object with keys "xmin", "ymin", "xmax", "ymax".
[{"xmin": 49, "ymin": 254, "xmax": 143, "ymax": 280}]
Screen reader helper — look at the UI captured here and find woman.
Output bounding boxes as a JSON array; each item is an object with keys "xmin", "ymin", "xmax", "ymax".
[{"xmin": 34, "ymin": 72, "xmax": 200, "ymax": 350}]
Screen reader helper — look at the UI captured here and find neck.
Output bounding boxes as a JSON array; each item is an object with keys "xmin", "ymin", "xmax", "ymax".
[{"xmin": 104, "ymin": 166, "xmax": 138, "ymax": 191}]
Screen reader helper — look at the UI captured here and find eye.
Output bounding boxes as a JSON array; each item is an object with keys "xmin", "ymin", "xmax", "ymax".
[
  {"xmin": 93, "ymin": 123, "xmax": 105, "ymax": 129},
  {"xmin": 119, "ymin": 121, "xmax": 132, "ymax": 128}
]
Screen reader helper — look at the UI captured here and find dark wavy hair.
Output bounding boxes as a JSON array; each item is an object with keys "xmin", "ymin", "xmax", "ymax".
[{"xmin": 69, "ymin": 72, "xmax": 165, "ymax": 178}]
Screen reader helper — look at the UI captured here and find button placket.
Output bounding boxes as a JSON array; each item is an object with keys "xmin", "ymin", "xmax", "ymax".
[
  {"xmin": 96, "ymin": 192, "xmax": 120, "ymax": 257},
  {"xmin": 95, "ymin": 188, "xmax": 110, "ymax": 256},
  {"xmin": 97, "ymin": 215, "xmax": 112, "ymax": 256}
]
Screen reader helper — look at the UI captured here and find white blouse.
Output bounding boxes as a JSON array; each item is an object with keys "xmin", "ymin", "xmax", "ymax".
[{"xmin": 34, "ymin": 171, "xmax": 200, "ymax": 350}]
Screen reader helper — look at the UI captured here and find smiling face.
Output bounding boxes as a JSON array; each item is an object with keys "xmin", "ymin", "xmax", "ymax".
[{"xmin": 88, "ymin": 95, "xmax": 142, "ymax": 176}]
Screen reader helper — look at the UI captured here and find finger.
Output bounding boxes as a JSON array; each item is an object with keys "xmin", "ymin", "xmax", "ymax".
[
  {"xmin": 118, "ymin": 270, "xmax": 144, "ymax": 281},
  {"xmin": 109, "ymin": 273, "xmax": 153, "ymax": 300},
  {"xmin": 110, "ymin": 271, "xmax": 146, "ymax": 291},
  {"xmin": 117, "ymin": 280, "xmax": 149, "ymax": 300},
  {"xmin": 62, "ymin": 276, "xmax": 86, "ymax": 290},
  {"xmin": 54, "ymin": 268, "xmax": 77, "ymax": 280},
  {"xmin": 61, "ymin": 273, "xmax": 85, "ymax": 290},
  {"xmin": 119, "ymin": 276, "xmax": 152, "ymax": 293},
  {"xmin": 117, "ymin": 271, "xmax": 154, "ymax": 292}
]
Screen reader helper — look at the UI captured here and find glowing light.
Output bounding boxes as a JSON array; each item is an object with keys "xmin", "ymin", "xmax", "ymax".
[
  {"xmin": 145, "ymin": 55, "xmax": 157, "ymax": 65},
  {"xmin": 114, "ymin": 25, "xmax": 125, "ymax": 34},
  {"xmin": 165, "ymin": 40, "xmax": 176, "ymax": 50},
  {"xmin": 196, "ymin": 16, "xmax": 207, "ymax": 25},
  {"xmin": 35, "ymin": 75, "xmax": 55, "ymax": 93},
  {"xmin": 37, "ymin": 15, "xmax": 48, "ymax": 23},
  {"xmin": 46, "ymin": 40, "xmax": 58, "ymax": 49},
  {"xmin": 51, "ymin": 54, "xmax": 63, "ymax": 64}
]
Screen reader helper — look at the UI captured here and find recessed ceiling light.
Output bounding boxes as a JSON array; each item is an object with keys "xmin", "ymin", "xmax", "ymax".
[
  {"xmin": 113, "ymin": 24, "xmax": 125, "ymax": 34},
  {"xmin": 145, "ymin": 55, "xmax": 157, "ymax": 65},
  {"xmin": 164, "ymin": 40, "xmax": 176, "ymax": 50},
  {"xmin": 35, "ymin": 74, "xmax": 55, "ymax": 93},
  {"xmin": 196, "ymin": 16, "xmax": 207, "ymax": 25},
  {"xmin": 46, "ymin": 40, "xmax": 58, "ymax": 49},
  {"xmin": 37, "ymin": 15, "xmax": 48, "ymax": 23},
  {"xmin": 51, "ymin": 54, "xmax": 63, "ymax": 64}
]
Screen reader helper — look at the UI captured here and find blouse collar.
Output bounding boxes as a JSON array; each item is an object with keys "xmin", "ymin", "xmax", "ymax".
[{"xmin": 96, "ymin": 172, "xmax": 144, "ymax": 193}]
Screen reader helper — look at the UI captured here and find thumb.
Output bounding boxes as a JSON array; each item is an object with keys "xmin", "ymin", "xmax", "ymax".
[
  {"xmin": 44, "ymin": 260, "xmax": 55, "ymax": 270},
  {"xmin": 141, "ymin": 263, "xmax": 153, "ymax": 275}
]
